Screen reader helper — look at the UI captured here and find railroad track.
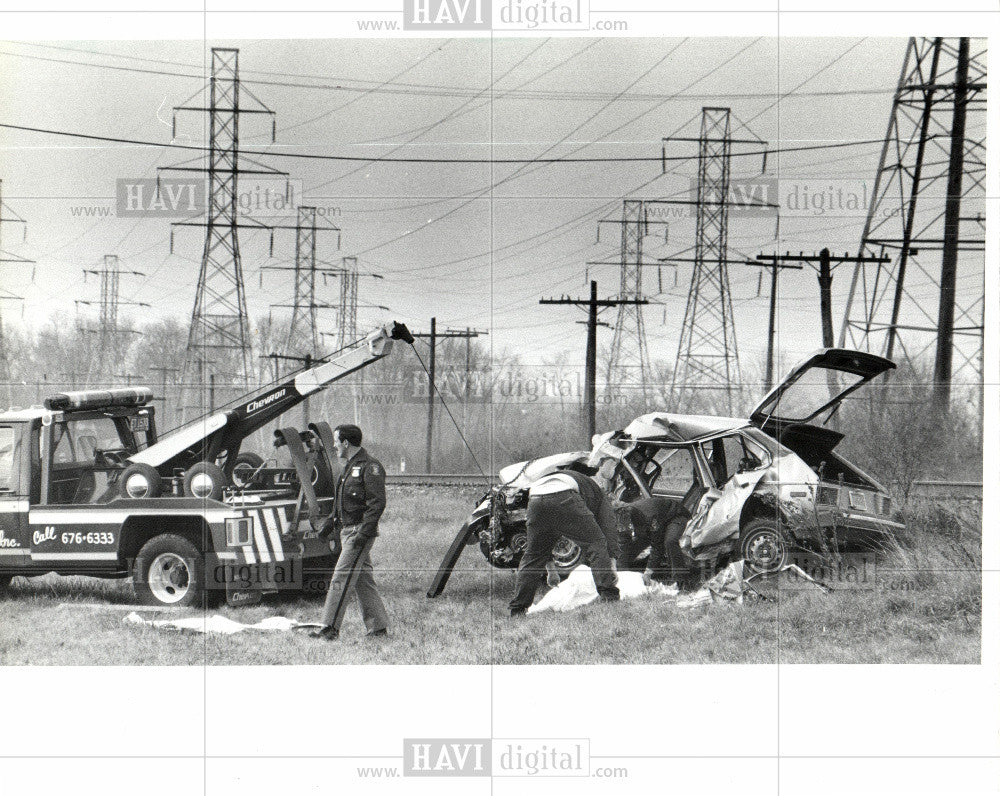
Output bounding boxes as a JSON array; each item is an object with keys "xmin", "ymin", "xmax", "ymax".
[{"xmin": 388, "ymin": 474, "xmax": 983, "ymax": 499}]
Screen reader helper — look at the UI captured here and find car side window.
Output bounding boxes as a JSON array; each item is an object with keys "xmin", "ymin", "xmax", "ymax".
[
  {"xmin": 702, "ymin": 434, "xmax": 769, "ymax": 486},
  {"xmin": 646, "ymin": 446, "xmax": 697, "ymax": 495}
]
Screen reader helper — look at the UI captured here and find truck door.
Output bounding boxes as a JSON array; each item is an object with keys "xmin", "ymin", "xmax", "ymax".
[{"xmin": 0, "ymin": 422, "xmax": 31, "ymax": 565}]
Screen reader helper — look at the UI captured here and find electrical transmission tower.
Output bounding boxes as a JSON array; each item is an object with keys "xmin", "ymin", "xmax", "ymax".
[
  {"xmin": 588, "ymin": 200, "xmax": 670, "ymax": 406},
  {"xmin": 76, "ymin": 255, "xmax": 148, "ymax": 384},
  {"xmin": 662, "ymin": 108, "xmax": 773, "ymax": 415},
  {"xmin": 160, "ymin": 47, "xmax": 285, "ymax": 418},
  {"xmin": 840, "ymin": 37, "xmax": 986, "ymax": 410},
  {"xmin": 261, "ymin": 206, "xmax": 342, "ymax": 367},
  {"xmin": 338, "ymin": 255, "xmax": 359, "ymax": 351},
  {"xmin": 0, "ymin": 179, "xmax": 33, "ymax": 401}
]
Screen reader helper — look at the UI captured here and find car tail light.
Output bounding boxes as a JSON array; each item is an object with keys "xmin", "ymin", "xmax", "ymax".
[{"xmin": 880, "ymin": 495, "xmax": 891, "ymax": 515}]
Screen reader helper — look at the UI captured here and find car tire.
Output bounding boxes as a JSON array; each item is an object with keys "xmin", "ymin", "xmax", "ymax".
[
  {"xmin": 231, "ymin": 452, "xmax": 264, "ymax": 488},
  {"xmin": 739, "ymin": 518, "xmax": 788, "ymax": 575},
  {"xmin": 119, "ymin": 463, "xmax": 163, "ymax": 499},
  {"xmin": 133, "ymin": 534, "xmax": 205, "ymax": 607},
  {"xmin": 183, "ymin": 462, "xmax": 226, "ymax": 501}
]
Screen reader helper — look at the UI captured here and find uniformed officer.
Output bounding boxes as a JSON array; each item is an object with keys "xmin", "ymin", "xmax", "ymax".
[
  {"xmin": 311, "ymin": 424, "xmax": 390, "ymax": 640},
  {"xmin": 509, "ymin": 467, "xmax": 620, "ymax": 616}
]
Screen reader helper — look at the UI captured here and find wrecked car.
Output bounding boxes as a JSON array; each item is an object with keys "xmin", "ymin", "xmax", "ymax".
[{"xmin": 427, "ymin": 348, "xmax": 905, "ymax": 598}]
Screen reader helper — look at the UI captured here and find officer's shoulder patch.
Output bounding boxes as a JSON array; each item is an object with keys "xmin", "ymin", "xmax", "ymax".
[{"xmin": 368, "ymin": 463, "xmax": 381, "ymax": 476}]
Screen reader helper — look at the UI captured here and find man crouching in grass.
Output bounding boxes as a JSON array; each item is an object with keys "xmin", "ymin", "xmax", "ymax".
[{"xmin": 509, "ymin": 468, "xmax": 620, "ymax": 616}]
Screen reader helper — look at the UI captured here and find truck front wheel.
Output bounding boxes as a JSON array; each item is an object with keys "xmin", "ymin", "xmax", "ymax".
[{"xmin": 133, "ymin": 534, "xmax": 205, "ymax": 607}]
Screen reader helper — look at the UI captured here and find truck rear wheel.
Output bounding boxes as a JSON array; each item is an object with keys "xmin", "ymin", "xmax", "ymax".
[
  {"xmin": 133, "ymin": 534, "xmax": 205, "ymax": 607},
  {"xmin": 183, "ymin": 462, "xmax": 226, "ymax": 502},
  {"xmin": 119, "ymin": 463, "xmax": 162, "ymax": 499}
]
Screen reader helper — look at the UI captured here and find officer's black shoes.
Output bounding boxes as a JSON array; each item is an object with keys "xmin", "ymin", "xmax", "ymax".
[
  {"xmin": 509, "ymin": 606, "xmax": 527, "ymax": 617},
  {"xmin": 597, "ymin": 589, "xmax": 620, "ymax": 603},
  {"xmin": 367, "ymin": 628, "xmax": 388, "ymax": 638},
  {"xmin": 309, "ymin": 626, "xmax": 339, "ymax": 641}
]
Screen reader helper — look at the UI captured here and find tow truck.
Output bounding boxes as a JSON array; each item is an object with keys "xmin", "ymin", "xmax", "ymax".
[{"xmin": 0, "ymin": 321, "xmax": 413, "ymax": 607}]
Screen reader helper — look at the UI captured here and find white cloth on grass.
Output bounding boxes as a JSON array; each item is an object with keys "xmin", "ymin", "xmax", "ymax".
[
  {"xmin": 526, "ymin": 565, "xmax": 678, "ymax": 614},
  {"xmin": 123, "ymin": 612, "xmax": 306, "ymax": 635}
]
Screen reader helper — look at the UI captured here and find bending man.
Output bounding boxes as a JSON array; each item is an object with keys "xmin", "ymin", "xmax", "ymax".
[{"xmin": 509, "ymin": 468, "xmax": 620, "ymax": 616}]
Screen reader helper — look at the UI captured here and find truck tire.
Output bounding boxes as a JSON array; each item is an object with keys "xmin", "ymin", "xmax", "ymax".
[
  {"xmin": 119, "ymin": 463, "xmax": 162, "ymax": 499},
  {"xmin": 231, "ymin": 452, "xmax": 264, "ymax": 488},
  {"xmin": 739, "ymin": 518, "xmax": 788, "ymax": 575},
  {"xmin": 183, "ymin": 462, "xmax": 226, "ymax": 501},
  {"xmin": 0, "ymin": 574, "xmax": 12, "ymax": 594},
  {"xmin": 133, "ymin": 534, "xmax": 205, "ymax": 607}
]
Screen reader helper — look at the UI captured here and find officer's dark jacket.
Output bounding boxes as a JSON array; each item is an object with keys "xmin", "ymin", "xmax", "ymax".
[
  {"xmin": 334, "ymin": 447, "xmax": 386, "ymax": 538},
  {"xmin": 559, "ymin": 469, "xmax": 621, "ymax": 559}
]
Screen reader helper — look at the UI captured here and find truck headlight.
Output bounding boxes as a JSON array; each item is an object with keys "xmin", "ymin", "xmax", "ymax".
[{"xmin": 226, "ymin": 517, "xmax": 252, "ymax": 547}]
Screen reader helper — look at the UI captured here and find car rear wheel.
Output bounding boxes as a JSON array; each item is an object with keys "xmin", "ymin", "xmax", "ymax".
[
  {"xmin": 133, "ymin": 534, "xmax": 205, "ymax": 607},
  {"xmin": 739, "ymin": 518, "xmax": 788, "ymax": 575}
]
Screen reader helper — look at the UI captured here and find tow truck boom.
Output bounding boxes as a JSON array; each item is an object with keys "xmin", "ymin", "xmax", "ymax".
[{"xmin": 128, "ymin": 321, "xmax": 413, "ymax": 475}]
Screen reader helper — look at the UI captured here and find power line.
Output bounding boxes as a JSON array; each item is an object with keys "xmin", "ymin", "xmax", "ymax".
[{"xmin": 0, "ymin": 122, "xmax": 884, "ymax": 165}]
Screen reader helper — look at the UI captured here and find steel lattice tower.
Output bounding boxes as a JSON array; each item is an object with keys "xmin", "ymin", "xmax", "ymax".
[
  {"xmin": 670, "ymin": 108, "xmax": 741, "ymax": 414},
  {"xmin": 78, "ymin": 255, "xmax": 147, "ymax": 384},
  {"xmin": 0, "ymin": 179, "xmax": 32, "ymax": 398},
  {"xmin": 337, "ymin": 255, "xmax": 359, "ymax": 350},
  {"xmin": 840, "ymin": 37, "xmax": 986, "ymax": 402},
  {"xmin": 606, "ymin": 199, "xmax": 653, "ymax": 403},
  {"xmin": 287, "ymin": 206, "xmax": 319, "ymax": 358},
  {"xmin": 186, "ymin": 49, "xmax": 250, "ymax": 394},
  {"xmin": 164, "ymin": 48, "xmax": 282, "ymax": 416}
]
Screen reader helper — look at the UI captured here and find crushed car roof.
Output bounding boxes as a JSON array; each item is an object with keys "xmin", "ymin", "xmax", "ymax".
[{"xmin": 622, "ymin": 412, "xmax": 748, "ymax": 443}]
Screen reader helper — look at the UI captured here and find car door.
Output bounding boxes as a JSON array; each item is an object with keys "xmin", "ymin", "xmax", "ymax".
[{"xmin": 749, "ymin": 348, "xmax": 895, "ymax": 430}]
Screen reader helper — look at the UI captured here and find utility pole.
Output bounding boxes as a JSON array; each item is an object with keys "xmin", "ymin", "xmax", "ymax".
[
  {"xmin": 411, "ymin": 322, "xmax": 486, "ymax": 473},
  {"xmin": 540, "ymin": 281, "xmax": 647, "ymax": 444},
  {"xmin": 745, "ymin": 256, "xmax": 803, "ymax": 393},
  {"xmin": 934, "ymin": 36, "xmax": 970, "ymax": 411},
  {"xmin": 755, "ymin": 249, "xmax": 892, "ymax": 353},
  {"xmin": 840, "ymin": 37, "xmax": 985, "ymax": 408},
  {"xmin": 162, "ymin": 47, "xmax": 285, "ymax": 418}
]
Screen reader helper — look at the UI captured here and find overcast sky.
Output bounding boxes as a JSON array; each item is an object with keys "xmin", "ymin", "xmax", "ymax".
[{"xmin": 0, "ymin": 36, "xmax": 986, "ymax": 380}]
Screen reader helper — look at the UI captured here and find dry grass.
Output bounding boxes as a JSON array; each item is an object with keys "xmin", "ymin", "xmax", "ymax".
[{"xmin": 0, "ymin": 488, "xmax": 981, "ymax": 665}]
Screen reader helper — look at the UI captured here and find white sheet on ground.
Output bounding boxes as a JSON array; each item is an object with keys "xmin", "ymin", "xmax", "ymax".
[
  {"xmin": 123, "ymin": 612, "xmax": 308, "ymax": 634},
  {"xmin": 527, "ymin": 565, "xmax": 678, "ymax": 614}
]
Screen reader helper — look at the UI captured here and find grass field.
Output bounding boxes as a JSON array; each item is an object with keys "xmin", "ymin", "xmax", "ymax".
[{"xmin": 0, "ymin": 487, "xmax": 982, "ymax": 665}]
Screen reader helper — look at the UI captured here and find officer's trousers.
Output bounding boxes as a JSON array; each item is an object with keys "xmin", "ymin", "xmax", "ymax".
[{"xmin": 319, "ymin": 525, "xmax": 390, "ymax": 633}]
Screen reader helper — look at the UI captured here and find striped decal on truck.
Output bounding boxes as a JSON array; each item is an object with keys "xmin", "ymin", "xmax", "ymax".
[{"xmin": 233, "ymin": 505, "xmax": 293, "ymax": 565}]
